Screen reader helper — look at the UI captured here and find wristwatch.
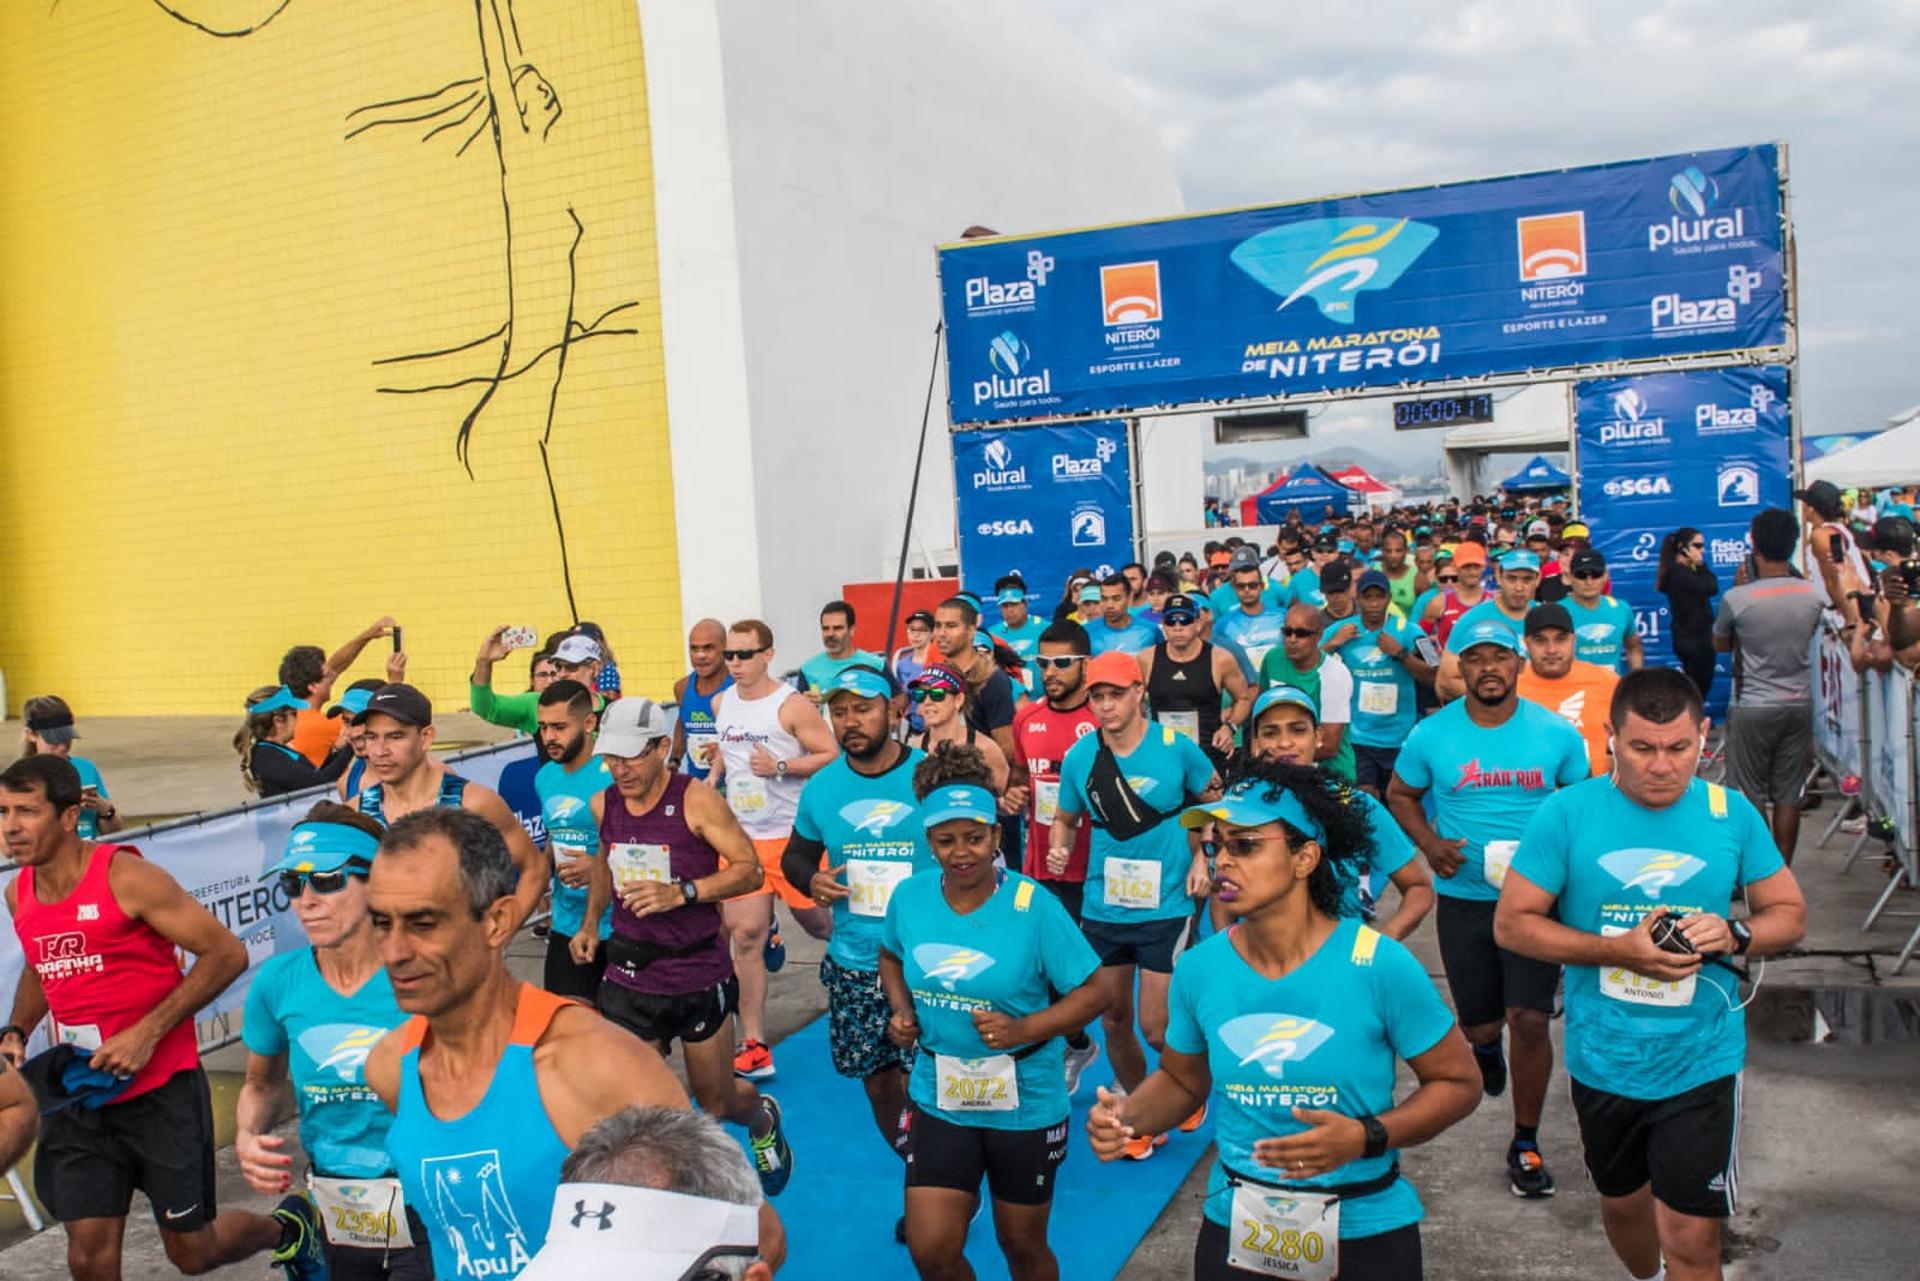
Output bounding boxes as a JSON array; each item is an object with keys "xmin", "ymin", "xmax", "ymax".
[
  {"xmin": 678, "ymin": 879, "xmax": 699, "ymax": 905},
  {"xmin": 775, "ymin": 759, "xmax": 789, "ymax": 779},
  {"xmin": 1728, "ymin": 919, "xmax": 1753, "ymax": 956},
  {"xmin": 1358, "ymin": 1114, "xmax": 1390, "ymax": 1160}
]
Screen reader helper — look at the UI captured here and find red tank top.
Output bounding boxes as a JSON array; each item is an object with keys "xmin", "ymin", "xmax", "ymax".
[
  {"xmin": 13, "ymin": 845, "xmax": 199, "ymax": 1100},
  {"xmin": 1010, "ymin": 698, "xmax": 1098, "ymax": 882},
  {"xmin": 1433, "ymin": 589, "xmax": 1474, "ymax": 648}
]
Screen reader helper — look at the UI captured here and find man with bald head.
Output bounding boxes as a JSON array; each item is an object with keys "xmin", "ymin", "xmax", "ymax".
[
  {"xmin": 1256, "ymin": 602, "xmax": 1355, "ymax": 779},
  {"xmin": 672, "ymin": 619, "xmax": 733, "ymax": 781}
]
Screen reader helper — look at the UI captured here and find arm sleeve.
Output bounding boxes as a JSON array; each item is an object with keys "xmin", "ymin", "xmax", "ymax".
[
  {"xmin": 1319, "ymin": 660, "xmax": 1353, "ymax": 724},
  {"xmin": 1508, "ymin": 793, "xmax": 1571, "ymax": 895},
  {"xmin": 469, "ymin": 683, "xmax": 539, "ymax": 733},
  {"xmin": 780, "ymin": 832, "xmax": 828, "ymax": 894},
  {"xmin": 1373, "ymin": 936, "xmax": 1456, "ymax": 1062},
  {"xmin": 1164, "ymin": 956, "xmax": 1207, "ymax": 1055},
  {"xmin": 252, "ymin": 745, "xmax": 346, "ymax": 794},
  {"xmin": 239, "ymin": 962, "xmax": 287, "ymax": 1056}
]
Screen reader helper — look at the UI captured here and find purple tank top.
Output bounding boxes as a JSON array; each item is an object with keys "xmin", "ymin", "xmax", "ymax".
[{"xmin": 600, "ymin": 775, "xmax": 730, "ymax": 995}]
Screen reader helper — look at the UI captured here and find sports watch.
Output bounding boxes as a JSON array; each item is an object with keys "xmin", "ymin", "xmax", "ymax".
[
  {"xmin": 1728, "ymin": 919, "xmax": 1753, "ymax": 956},
  {"xmin": 1358, "ymin": 1114, "xmax": 1390, "ymax": 1160},
  {"xmin": 678, "ymin": 879, "xmax": 699, "ymax": 905}
]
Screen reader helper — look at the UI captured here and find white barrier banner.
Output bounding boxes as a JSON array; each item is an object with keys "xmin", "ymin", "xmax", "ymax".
[
  {"xmin": 1, "ymin": 739, "xmax": 536, "ymax": 1038},
  {"xmin": 1812, "ymin": 621, "xmax": 1862, "ymax": 777},
  {"xmin": 1867, "ymin": 665, "xmax": 1917, "ymax": 856}
]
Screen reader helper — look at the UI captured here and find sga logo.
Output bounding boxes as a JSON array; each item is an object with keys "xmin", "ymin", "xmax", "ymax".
[
  {"xmin": 1602, "ymin": 476, "xmax": 1673, "ymax": 498},
  {"xmin": 976, "ymin": 519, "xmax": 1035, "ymax": 537}
]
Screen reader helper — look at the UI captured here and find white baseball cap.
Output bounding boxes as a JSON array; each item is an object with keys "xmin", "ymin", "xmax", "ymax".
[
  {"xmin": 518, "ymin": 1183, "xmax": 760, "ymax": 1281},
  {"xmin": 554, "ymin": 635, "xmax": 604, "ymax": 665},
  {"xmin": 593, "ymin": 698, "xmax": 673, "ymax": 757}
]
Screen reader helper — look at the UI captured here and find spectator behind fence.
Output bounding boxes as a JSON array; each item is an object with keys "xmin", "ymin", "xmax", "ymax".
[
  {"xmin": 1856, "ymin": 517, "xmax": 1920, "ymax": 674},
  {"xmin": 471, "ymin": 626, "xmax": 579, "ymax": 734},
  {"xmin": 237, "ymin": 686, "xmax": 353, "ymax": 798},
  {"xmin": 572, "ymin": 622, "xmax": 624, "ymax": 699},
  {"xmin": 1714, "ymin": 508, "xmax": 1823, "ymax": 861},
  {"xmin": 21, "ymin": 695, "xmax": 120, "ymax": 839},
  {"xmin": 519, "ymin": 1106, "xmax": 776, "ymax": 1280},
  {"xmin": 1657, "ymin": 526, "xmax": 1721, "ymax": 703},
  {"xmin": 280, "ymin": 618, "xmax": 399, "ymax": 766}
]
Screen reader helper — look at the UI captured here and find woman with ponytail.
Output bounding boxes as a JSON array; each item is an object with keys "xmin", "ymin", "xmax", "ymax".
[
  {"xmin": 1658, "ymin": 526, "xmax": 1721, "ymax": 702},
  {"xmin": 1087, "ymin": 762, "xmax": 1479, "ymax": 1280},
  {"xmin": 237, "ymin": 686, "xmax": 352, "ymax": 798}
]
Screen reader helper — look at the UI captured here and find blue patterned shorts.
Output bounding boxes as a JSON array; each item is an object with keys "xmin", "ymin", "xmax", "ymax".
[{"xmin": 821, "ymin": 956, "xmax": 913, "ymax": 1080}]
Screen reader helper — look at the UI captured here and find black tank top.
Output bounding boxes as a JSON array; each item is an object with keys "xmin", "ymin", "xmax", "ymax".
[{"xmin": 1145, "ymin": 641, "xmax": 1221, "ymax": 745}]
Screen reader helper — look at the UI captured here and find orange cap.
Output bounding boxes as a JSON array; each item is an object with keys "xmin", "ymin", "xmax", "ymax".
[
  {"xmin": 1450, "ymin": 542, "xmax": 1488, "ymax": 568},
  {"xmin": 1085, "ymin": 651, "xmax": 1143, "ymax": 689}
]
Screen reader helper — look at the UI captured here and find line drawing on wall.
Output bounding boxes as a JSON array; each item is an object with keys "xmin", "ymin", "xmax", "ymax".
[
  {"xmin": 345, "ymin": 0, "xmax": 640, "ymax": 619},
  {"xmin": 144, "ymin": 1, "xmax": 297, "ymax": 38}
]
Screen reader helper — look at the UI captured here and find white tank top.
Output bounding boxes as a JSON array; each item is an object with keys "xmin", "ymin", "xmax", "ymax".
[
  {"xmin": 714, "ymin": 683, "xmax": 805, "ymax": 838},
  {"xmin": 1815, "ymin": 521, "xmax": 1872, "ymax": 612}
]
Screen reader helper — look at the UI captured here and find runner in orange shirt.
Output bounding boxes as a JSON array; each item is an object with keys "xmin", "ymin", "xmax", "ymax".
[{"xmin": 1516, "ymin": 603, "xmax": 1618, "ymax": 777}]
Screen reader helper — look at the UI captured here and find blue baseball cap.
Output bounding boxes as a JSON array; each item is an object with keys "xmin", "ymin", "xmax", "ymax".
[
  {"xmin": 973, "ymin": 629, "xmax": 995, "ymax": 652},
  {"xmin": 995, "ymin": 586, "xmax": 1026, "ymax": 605},
  {"xmin": 326, "ymin": 687, "xmax": 376, "ymax": 719},
  {"xmin": 1337, "ymin": 539, "xmax": 1356, "ymax": 555},
  {"xmin": 823, "ymin": 665, "xmax": 892, "ymax": 701},
  {"xmin": 1179, "ymin": 779, "xmax": 1327, "ymax": 843},
  {"xmin": 1356, "ymin": 569, "xmax": 1392, "ymax": 595},
  {"xmin": 1250, "ymin": 685, "xmax": 1320, "ymax": 726},
  {"xmin": 1456, "ymin": 618, "xmax": 1522, "ymax": 655},
  {"xmin": 920, "ymin": 784, "xmax": 998, "ymax": 829},
  {"xmin": 247, "ymin": 686, "xmax": 308, "ymax": 715},
  {"xmin": 1077, "ymin": 582, "xmax": 1103, "ymax": 604},
  {"xmin": 1500, "ymin": 550, "xmax": 1542, "ymax": 573},
  {"xmin": 264, "ymin": 821, "xmax": 380, "ymax": 878}
]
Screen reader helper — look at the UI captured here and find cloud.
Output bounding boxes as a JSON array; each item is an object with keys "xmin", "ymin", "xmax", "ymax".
[{"xmin": 1042, "ymin": 0, "xmax": 1919, "ymax": 438}]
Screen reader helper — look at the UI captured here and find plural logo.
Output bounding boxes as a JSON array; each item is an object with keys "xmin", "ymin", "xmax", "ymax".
[
  {"xmin": 1598, "ymin": 388, "xmax": 1667, "ymax": 446},
  {"xmin": 962, "ymin": 248, "xmax": 1055, "ymax": 315},
  {"xmin": 1650, "ymin": 264, "xmax": 1762, "ymax": 333},
  {"xmin": 913, "ymin": 944, "xmax": 996, "ymax": 991},
  {"xmin": 1101, "ymin": 260, "xmax": 1163, "ymax": 325},
  {"xmin": 1651, "ymin": 165, "xmax": 1751, "ymax": 253},
  {"xmin": 1516, "ymin": 211, "xmax": 1588, "ymax": 281},
  {"xmin": 973, "ymin": 331, "xmax": 1052, "ymax": 407},
  {"xmin": 1230, "ymin": 216, "xmax": 1439, "ymax": 324},
  {"xmin": 1218, "ymin": 1013, "xmax": 1334, "ymax": 1080},
  {"xmin": 1717, "ymin": 463, "xmax": 1760, "ymax": 508},
  {"xmin": 971, "ymin": 435, "xmax": 1027, "ymax": 490},
  {"xmin": 1070, "ymin": 506, "xmax": 1108, "ymax": 548},
  {"xmin": 1603, "ymin": 476, "xmax": 1673, "ymax": 498},
  {"xmin": 1598, "ymin": 849, "xmax": 1706, "ymax": 898}
]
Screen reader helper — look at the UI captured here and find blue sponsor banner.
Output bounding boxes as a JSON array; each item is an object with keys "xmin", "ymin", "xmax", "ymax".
[
  {"xmin": 940, "ymin": 145, "xmax": 1786, "ymax": 426},
  {"xmin": 953, "ymin": 420, "xmax": 1134, "ymax": 610},
  {"xmin": 1575, "ymin": 365, "xmax": 1792, "ymax": 719}
]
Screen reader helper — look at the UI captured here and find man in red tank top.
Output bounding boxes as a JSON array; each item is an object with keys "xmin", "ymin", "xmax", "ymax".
[{"xmin": 1, "ymin": 755, "xmax": 327, "ymax": 1280}]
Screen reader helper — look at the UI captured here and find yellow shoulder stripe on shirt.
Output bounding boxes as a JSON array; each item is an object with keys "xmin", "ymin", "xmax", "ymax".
[
  {"xmin": 1707, "ymin": 782, "xmax": 1728, "ymax": 820},
  {"xmin": 1014, "ymin": 880, "xmax": 1035, "ymax": 912},
  {"xmin": 1351, "ymin": 925, "xmax": 1382, "ymax": 967},
  {"xmin": 1160, "ymin": 724, "xmax": 1177, "ymax": 747}
]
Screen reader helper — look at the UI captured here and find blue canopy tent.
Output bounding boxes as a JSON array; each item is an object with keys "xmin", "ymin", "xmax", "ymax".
[
  {"xmin": 1499, "ymin": 454, "xmax": 1571, "ymax": 493},
  {"xmin": 1251, "ymin": 463, "xmax": 1356, "ymax": 522}
]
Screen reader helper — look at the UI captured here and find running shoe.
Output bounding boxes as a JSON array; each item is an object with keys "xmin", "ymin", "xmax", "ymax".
[
  {"xmin": 1179, "ymin": 1102, "xmax": 1209, "ymax": 1133},
  {"xmin": 1473, "ymin": 1040, "xmax": 1508, "ymax": 1098},
  {"xmin": 1122, "ymin": 1132, "xmax": 1168, "ymax": 1161},
  {"xmin": 734, "ymin": 1039, "xmax": 776, "ymax": 1081},
  {"xmin": 1063, "ymin": 1038, "xmax": 1100, "ymax": 1097},
  {"xmin": 270, "ymin": 1192, "xmax": 328, "ymax": 1281},
  {"xmin": 748, "ymin": 1096, "xmax": 795, "ymax": 1197},
  {"xmin": 763, "ymin": 923, "xmax": 787, "ymax": 973},
  {"xmin": 1507, "ymin": 1142, "xmax": 1556, "ymax": 1198}
]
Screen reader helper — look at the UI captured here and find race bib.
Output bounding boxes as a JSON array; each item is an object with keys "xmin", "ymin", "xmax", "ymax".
[
  {"xmin": 1357, "ymin": 681, "xmax": 1399, "ymax": 717},
  {"xmin": 728, "ymin": 773, "xmax": 769, "ymax": 816},
  {"xmin": 1599, "ymin": 925, "xmax": 1699, "ymax": 1007},
  {"xmin": 1103, "ymin": 855, "xmax": 1163, "ymax": 910},
  {"xmin": 1482, "ymin": 839, "xmax": 1518, "ymax": 889},
  {"xmin": 608, "ymin": 842, "xmax": 673, "ymax": 890},
  {"xmin": 846, "ymin": 859, "xmax": 913, "ymax": 918},
  {"xmin": 1228, "ymin": 1181, "xmax": 1338, "ymax": 1279},
  {"xmin": 935, "ymin": 1053, "xmax": 1019, "ymax": 1113},
  {"xmin": 685, "ymin": 731, "xmax": 718, "ymax": 772},
  {"xmin": 57, "ymin": 1022, "xmax": 103, "ymax": 1052},
  {"xmin": 1244, "ymin": 643, "xmax": 1275, "ymax": 670},
  {"xmin": 309, "ymin": 1175, "xmax": 414, "ymax": 1251},
  {"xmin": 1161, "ymin": 710, "xmax": 1201, "ymax": 744},
  {"xmin": 1033, "ymin": 779, "xmax": 1061, "ymax": 826}
]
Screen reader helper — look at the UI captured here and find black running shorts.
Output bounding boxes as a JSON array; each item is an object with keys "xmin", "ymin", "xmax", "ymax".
[
  {"xmin": 903, "ymin": 1106, "xmax": 1069, "ymax": 1207},
  {"xmin": 1570, "ymin": 1073, "xmax": 1741, "ymax": 1218},
  {"xmin": 598, "ymin": 975, "xmax": 738, "ymax": 1049},
  {"xmin": 34, "ymin": 1066, "xmax": 217, "ymax": 1230},
  {"xmin": 1434, "ymin": 896, "xmax": 1560, "ymax": 1026},
  {"xmin": 1193, "ymin": 1218, "xmax": 1422, "ymax": 1280},
  {"xmin": 1080, "ymin": 916, "xmax": 1189, "ymax": 974}
]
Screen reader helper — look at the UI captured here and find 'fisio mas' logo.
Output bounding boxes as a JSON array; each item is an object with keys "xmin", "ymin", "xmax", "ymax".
[
  {"xmin": 973, "ymin": 331, "xmax": 1053, "ymax": 406},
  {"xmin": 1218, "ymin": 1013, "xmax": 1334, "ymax": 1080},
  {"xmin": 1599, "ymin": 849, "xmax": 1707, "ymax": 898},
  {"xmin": 970, "ymin": 435, "xmax": 1027, "ymax": 490},
  {"xmin": 1516, "ymin": 211, "xmax": 1588, "ymax": 281},
  {"xmin": 1598, "ymin": 388, "xmax": 1667, "ymax": 446},
  {"xmin": 1230, "ymin": 217, "xmax": 1439, "ymax": 324}
]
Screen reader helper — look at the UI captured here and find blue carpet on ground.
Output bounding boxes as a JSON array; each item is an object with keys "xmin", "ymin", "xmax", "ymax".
[{"xmin": 736, "ymin": 1015, "xmax": 1212, "ymax": 1280}]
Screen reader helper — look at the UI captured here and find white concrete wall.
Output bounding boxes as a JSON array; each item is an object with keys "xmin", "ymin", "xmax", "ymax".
[
  {"xmin": 665, "ymin": 0, "xmax": 1184, "ymax": 655},
  {"xmin": 1136, "ymin": 411, "xmax": 1211, "ymax": 540}
]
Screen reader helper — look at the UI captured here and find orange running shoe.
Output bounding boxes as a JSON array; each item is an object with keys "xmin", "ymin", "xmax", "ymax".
[
  {"xmin": 1122, "ymin": 1132, "xmax": 1169, "ymax": 1161},
  {"xmin": 1179, "ymin": 1102, "xmax": 1209, "ymax": 1133}
]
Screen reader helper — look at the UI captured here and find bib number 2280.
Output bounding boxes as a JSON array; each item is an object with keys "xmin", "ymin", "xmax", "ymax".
[{"xmin": 1228, "ymin": 1182, "xmax": 1338, "ymax": 1279}]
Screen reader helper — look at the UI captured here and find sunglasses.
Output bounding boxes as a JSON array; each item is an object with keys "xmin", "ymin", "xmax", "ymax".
[
  {"xmin": 1688, "ymin": 540, "xmax": 1706, "ymax": 550},
  {"xmin": 1436, "ymin": 574, "xmax": 1459, "ymax": 583},
  {"xmin": 910, "ymin": 687, "xmax": 957, "ymax": 703},
  {"xmin": 1161, "ymin": 614, "xmax": 1198, "ymax": 626},
  {"xmin": 722, "ymin": 647, "xmax": 767, "ymax": 661},
  {"xmin": 1032, "ymin": 655, "xmax": 1084, "ymax": 671},
  {"xmin": 278, "ymin": 868, "xmax": 362, "ymax": 898},
  {"xmin": 1280, "ymin": 626, "xmax": 1319, "ymax": 639},
  {"xmin": 1570, "ymin": 569, "xmax": 1606, "ymax": 580}
]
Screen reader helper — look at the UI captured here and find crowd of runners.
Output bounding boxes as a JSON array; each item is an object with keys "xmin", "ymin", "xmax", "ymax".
[{"xmin": 6, "ymin": 488, "xmax": 1863, "ymax": 1280}]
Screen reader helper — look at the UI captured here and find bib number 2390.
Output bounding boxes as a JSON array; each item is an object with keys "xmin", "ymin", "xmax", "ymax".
[{"xmin": 1228, "ymin": 1183, "xmax": 1337, "ymax": 1279}]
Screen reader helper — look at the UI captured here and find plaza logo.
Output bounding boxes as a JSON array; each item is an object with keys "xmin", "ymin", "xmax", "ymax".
[
  {"xmin": 1052, "ymin": 433, "xmax": 1119, "ymax": 481},
  {"xmin": 1649, "ymin": 165, "xmax": 1755, "ymax": 255},
  {"xmin": 1717, "ymin": 463, "xmax": 1760, "ymax": 508},
  {"xmin": 1696, "ymin": 402, "xmax": 1759, "ymax": 435},
  {"xmin": 972, "ymin": 331, "xmax": 1053, "ymax": 407},
  {"xmin": 970, "ymin": 435, "xmax": 1027, "ymax": 490},
  {"xmin": 1650, "ymin": 264, "xmax": 1762, "ymax": 334},
  {"xmin": 962, "ymin": 248, "xmax": 1055, "ymax": 316},
  {"xmin": 1230, "ymin": 216, "xmax": 1439, "ymax": 324},
  {"xmin": 1598, "ymin": 388, "xmax": 1667, "ymax": 446}
]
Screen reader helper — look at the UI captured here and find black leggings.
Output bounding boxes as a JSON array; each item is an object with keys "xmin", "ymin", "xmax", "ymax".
[
  {"xmin": 1672, "ymin": 636, "xmax": 1718, "ymax": 705},
  {"xmin": 1194, "ymin": 1217, "xmax": 1422, "ymax": 1280}
]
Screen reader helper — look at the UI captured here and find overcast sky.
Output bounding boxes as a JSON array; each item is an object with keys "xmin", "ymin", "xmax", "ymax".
[{"xmin": 1042, "ymin": 0, "xmax": 1917, "ymax": 474}]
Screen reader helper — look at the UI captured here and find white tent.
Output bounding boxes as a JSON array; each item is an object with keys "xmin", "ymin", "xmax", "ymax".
[{"xmin": 1806, "ymin": 414, "xmax": 1920, "ymax": 488}]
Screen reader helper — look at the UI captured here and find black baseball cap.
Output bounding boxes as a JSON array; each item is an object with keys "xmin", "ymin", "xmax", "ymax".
[
  {"xmin": 1161, "ymin": 593, "xmax": 1200, "ymax": 624},
  {"xmin": 1794, "ymin": 479, "xmax": 1845, "ymax": 519},
  {"xmin": 906, "ymin": 609, "xmax": 935, "ymax": 628},
  {"xmin": 1568, "ymin": 547, "xmax": 1607, "ymax": 576},
  {"xmin": 1524, "ymin": 602, "xmax": 1575, "ymax": 637},
  {"xmin": 351, "ymin": 682, "xmax": 433, "ymax": 727},
  {"xmin": 1319, "ymin": 559, "xmax": 1353, "ymax": 594}
]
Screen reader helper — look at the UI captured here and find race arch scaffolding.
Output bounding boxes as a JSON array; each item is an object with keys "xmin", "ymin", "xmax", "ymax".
[{"xmin": 935, "ymin": 142, "xmax": 1802, "ymax": 691}]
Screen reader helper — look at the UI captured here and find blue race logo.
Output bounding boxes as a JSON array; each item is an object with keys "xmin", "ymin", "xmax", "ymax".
[
  {"xmin": 1231, "ymin": 217, "xmax": 1439, "ymax": 324},
  {"xmin": 1598, "ymin": 849, "xmax": 1707, "ymax": 898},
  {"xmin": 1669, "ymin": 165, "xmax": 1719, "ymax": 216},
  {"xmin": 1575, "ymin": 623, "xmax": 1618, "ymax": 644},
  {"xmin": 297, "ymin": 1024, "xmax": 390, "ymax": 1082},
  {"xmin": 913, "ymin": 944, "xmax": 996, "ymax": 990},
  {"xmin": 839, "ymin": 799, "xmax": 913, "ymax": 837},
  {"xmin": 1219, "ymin": 1013, "xmax": 1335, "ymax": 1079}
]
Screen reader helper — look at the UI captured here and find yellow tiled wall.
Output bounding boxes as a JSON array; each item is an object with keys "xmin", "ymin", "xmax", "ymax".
[{"xmin": 0, "ymin": 0, "xmax": 681, "ymax": 715}]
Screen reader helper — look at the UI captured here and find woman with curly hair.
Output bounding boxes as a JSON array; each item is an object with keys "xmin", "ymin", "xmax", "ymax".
[{"xmin": 1087, "ymin": 762, "xmax": 1480, "ymax": 1280}]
